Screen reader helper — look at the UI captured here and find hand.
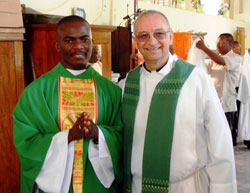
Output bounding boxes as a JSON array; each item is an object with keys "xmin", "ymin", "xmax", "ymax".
[
  {"xmin": 68, "ymin": 112, "xmax": 98, "ymax": 143},
  {"xmin": 82, "ymin": 112, "xmax": 98, "ymax": 141},
  {"xmin": 196, "ymin": 38, "xmax": 207, "ymax": 51}
]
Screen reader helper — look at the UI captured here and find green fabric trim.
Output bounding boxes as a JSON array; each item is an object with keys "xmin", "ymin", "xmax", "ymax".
[
  {"xmin": 122, "ymin": 59, "xmax": 194, "ymax": 193},
  {"xmin": 122, "ymin": 65, "xmax": 142, "ymax": 193},
  {"xmin": 142, "ymin": 59, "xmax": 194, "ymax": 192},
  {"xmin": 13, "ymin": 62, "xmax": 123, "ymax": 193},
  {"xmin": 142, "ymin": 177, "xmax": 168, "ymax": 193}
]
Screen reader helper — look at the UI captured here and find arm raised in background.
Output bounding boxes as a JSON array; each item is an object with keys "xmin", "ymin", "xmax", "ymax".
[{"xmin": 196, "ymin": 38, "xmax": 226, "ymax": 66}]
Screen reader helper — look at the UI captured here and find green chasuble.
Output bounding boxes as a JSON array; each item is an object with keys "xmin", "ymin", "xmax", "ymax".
[
  {"xmin": 122, "ymin": 59, "xmax": 194, "ymax": 193},
  {"xmin": 13, "ymin": 63, "xmax": 123, "ymax": 193}
]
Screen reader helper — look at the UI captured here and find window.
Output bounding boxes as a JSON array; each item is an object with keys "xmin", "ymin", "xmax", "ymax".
[
  {"xmin": 157, "ymin": 0, "xmax": 169, "ymax": 6},
  {"xmin": 139, "ymin": 0, "xmax": 170, "ymax": 6},
  {"xmin": 139, "ymin": 0, "xmax": 231, "ymax": 17}
]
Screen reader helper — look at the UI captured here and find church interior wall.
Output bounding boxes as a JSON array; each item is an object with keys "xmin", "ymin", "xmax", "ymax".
[{"xmin": 19, "ymin": 0, "xmax": 250, "ymax": 49}]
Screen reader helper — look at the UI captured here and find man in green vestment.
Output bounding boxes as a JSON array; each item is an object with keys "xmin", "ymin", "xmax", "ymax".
[
  {"xmin": 122, "ymin": 10, "xmax": 237, "ymax": 193},
  {"xmin": 13, "ymin": 15, "xmax": 123, "ymax": 193}
]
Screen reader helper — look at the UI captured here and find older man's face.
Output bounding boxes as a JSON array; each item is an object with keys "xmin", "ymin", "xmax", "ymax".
[{"xmin": 133, "ymin": 13, "xmax": 173, "ymax": 71}]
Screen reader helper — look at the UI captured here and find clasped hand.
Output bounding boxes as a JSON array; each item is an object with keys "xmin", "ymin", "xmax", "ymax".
[{"xmin": 68, "ymin": 112, "xmax": 98, "ymax": 143}]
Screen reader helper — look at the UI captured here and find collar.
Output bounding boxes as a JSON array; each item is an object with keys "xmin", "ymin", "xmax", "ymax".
[
  {"xmin": 226, "ymin": 49, "xmax": 233, "ymax": 55},
  {"xmin": 142, "ymin": 53, "xmax": 174, "ymax": 76},
  {"xmin": 221, "ymin": 49, "xmax": 233, "ymax": 57},
  {"xmin": 66, "ymin": 64, "xmax": 90, "ymax": 76}
]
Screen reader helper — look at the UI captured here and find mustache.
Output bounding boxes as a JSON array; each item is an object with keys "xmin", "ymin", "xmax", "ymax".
[{"xmin": 70, "ymin": 51, "xmax": 86, "ymax": 56}]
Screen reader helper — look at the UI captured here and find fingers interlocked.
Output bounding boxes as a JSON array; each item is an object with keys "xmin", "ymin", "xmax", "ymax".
[{"xmin": 73, "ymin": 112, "xmax": 98, "ymax": 141}]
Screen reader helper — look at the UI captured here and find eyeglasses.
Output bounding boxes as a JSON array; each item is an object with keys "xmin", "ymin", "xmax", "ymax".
[{"xmin": 135, "ymin": 31, "xmax": 170, "ymax": 42}]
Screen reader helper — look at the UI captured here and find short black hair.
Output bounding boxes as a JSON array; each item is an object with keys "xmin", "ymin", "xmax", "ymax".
[
  {"xmin": 219, "ymin": 33, "xmax": 234, "ymax": 44},
  {"xmin": 56, "ymin": 15, "xmax": 89, "ymax": 32}
]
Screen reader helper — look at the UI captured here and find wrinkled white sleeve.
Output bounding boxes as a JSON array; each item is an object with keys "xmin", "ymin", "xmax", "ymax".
[
  {"xmin": 203, "ymin": 75, "xmax": 237, "ymax": 193},
  {"xmin": 170, "ymin": 69, "xmax": 237, "ymax": 193},
  {"xmin": 35, "ymin": 127, "xmax": 114, "ymax": 192},
  {"xmin": 35, "ymin": 130, "xmax": 74, "ymax": 193},
  {"xmin": 88, "ymin": 127, "xmax": 114, "ymax": 188}
]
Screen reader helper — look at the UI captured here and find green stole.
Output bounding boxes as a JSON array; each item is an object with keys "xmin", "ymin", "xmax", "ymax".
[{"xmin": 122, "ymin": 59, "xmax": 194, "ymax": 193}]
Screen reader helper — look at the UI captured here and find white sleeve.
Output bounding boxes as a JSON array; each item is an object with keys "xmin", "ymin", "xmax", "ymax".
[
  {"xmin": 35, "ymin": 130, "xmax": 74, "ymax": 193},
  {"xmin": 223, "ymin": 53, "xmax": 241, "ymax": 71},
  {"xmin": 203, "ymin": 76, "xmax": 237, "ymax": 193},
  {"xmin": 36, "ymin": 128, "xmax": 114, "ymax": 191},
  {"xmin": 88, "ymin": 127, "xmax": 114, "ymax": 188}
]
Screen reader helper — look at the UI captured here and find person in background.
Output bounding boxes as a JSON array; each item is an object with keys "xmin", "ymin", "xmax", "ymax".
[
  {"xmin": 13, "ymin": 15, "xmax": 123, "ymax": 193},
  {"xmin": 232, "ymin": 40, "xmax": 242, "ymax": 144},
  {"xmin": 232, "ymin": 40, "xmax": 241, "ymax": 56},
  {"xmin": 89, "ymin": 45, "xmax": 103, "ymax": 74},
  {"xmin": 196, "ymin": 33, "xmax": 241, "ymax": 146},
  {"xmin": 122, "ymin": 10, "xmax": 237, "ymax": 193},
  {"xmin": 169, "ymin": 44, "xmax": 178, "ymax": 61},
  {"xmin": 237, "ymin": 48, "xmax": 250, "ymax": 149}
]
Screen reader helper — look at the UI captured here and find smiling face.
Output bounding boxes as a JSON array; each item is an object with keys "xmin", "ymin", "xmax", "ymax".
[
  {"xmin": 55, "ymin": 20, "xmax": 93, "ymax": 70},
  {"xmin": 133, "ymin": 12, "xmax": 173, "ymax": 71}
]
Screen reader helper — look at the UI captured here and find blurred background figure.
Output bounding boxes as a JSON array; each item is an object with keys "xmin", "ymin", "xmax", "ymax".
[
  {"xmin": 196, "ymin": 33, "xmax": 242, "ymax": 146},
  {"xmin": 89, "ymin": 45, "xmax": 102, "ymax": 75},
  {"xmin": 232, "ymin": 41, "xmax": 242, "ymax": 142},
  {"xmin": 237, "ymin": 48, "xmax": 250, "ymax": 149},
  {"xmin": 232, "ymin": 41, "xmax": 241, "ymax": 56},
  {"xmin": 169, "ymin": 44, "xmax": 178, "ymax": 61}
]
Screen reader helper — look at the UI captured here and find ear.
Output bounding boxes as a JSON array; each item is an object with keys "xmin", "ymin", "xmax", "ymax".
[
  {"xmin": 55, "ymin": 41, "xmax": 60, "ymax": 52},
  {"xmin": 132, "ymin": 35, "xmax": 138, "ymax": 50},
  {"xmin": 169, "ymin": 28, "xmax": 174, "ymax": 45}
]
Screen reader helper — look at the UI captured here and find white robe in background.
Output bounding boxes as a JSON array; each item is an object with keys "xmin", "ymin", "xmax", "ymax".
[
  {"xmin": 237, "ymin": 50, "xmax": 250, "ymax": 140},
  {"xmin": 187, "ymin": 38, "xmax": 208, "ymax": 73},
  {"xmin": 126, "ymin": 54, "xmax": 237, "ymax": 193}
]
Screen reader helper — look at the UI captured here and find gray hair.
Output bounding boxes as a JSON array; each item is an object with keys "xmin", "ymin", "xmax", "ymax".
[{"xmin": 134, "ymin": 10, "xmax": 171, "ymax": 34}]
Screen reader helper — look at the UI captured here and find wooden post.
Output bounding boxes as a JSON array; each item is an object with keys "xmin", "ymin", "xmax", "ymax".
[{"xmin": 0, "ymin": 27, "xmax": 25, "ymax": 193}]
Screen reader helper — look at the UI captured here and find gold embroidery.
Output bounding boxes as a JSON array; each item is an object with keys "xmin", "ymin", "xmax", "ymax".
[{"xmin": 59, "ymin": 77, "xmax": 97, "ymax": 193}]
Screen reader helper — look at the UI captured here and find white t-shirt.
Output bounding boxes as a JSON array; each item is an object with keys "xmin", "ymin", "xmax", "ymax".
[{"xmin": 206, "ymin": 50, "xmax": 241, "ymax": 112}]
